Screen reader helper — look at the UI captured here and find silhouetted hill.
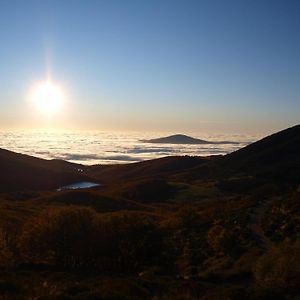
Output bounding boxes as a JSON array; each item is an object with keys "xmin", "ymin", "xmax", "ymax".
[
  {"xmin": 171, "ymin": 125, "xmax": 300, "ymax": 189},
  {"xmin": 141, "ymin": 134, "xmax": 238, "ymax": 144},
  {"xmin": 89, "ymin": 156, "xmax": 205, "ymax": 183},
  {"xmin": 226, "ymin": 124, "xmax": 300, "ymax": 165},
  {"xmin": 222, "ymin": 124, "xmax": 300, "ymax": 184},
  {"xmin": 0, "ymin": 148, "xmax": 91, "ymax": 192}
]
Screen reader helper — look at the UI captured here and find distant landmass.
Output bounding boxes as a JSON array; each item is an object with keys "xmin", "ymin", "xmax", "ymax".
[{"xmin": 141, "ymin": 134, "xmax": 239, "ymax": 145}]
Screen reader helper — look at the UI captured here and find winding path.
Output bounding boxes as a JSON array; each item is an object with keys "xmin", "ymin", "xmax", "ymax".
[{"xmin": 249, "ymin": 199, "xmax": 273, "ymax": 251}]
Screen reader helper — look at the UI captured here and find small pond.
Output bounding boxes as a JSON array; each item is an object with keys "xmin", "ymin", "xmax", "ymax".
[{"xmin": 57, "ymin": 181, "xmax": 101, "ymax": 191}]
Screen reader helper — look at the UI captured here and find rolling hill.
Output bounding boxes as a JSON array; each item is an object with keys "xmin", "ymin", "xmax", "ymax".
[
  {"xmin": 0, "ymin": 148, "xmax": 91, "ymax": 192},
  {"xmin": 222, "ymin": 124, "xmax": 300, "ymax": 184}
]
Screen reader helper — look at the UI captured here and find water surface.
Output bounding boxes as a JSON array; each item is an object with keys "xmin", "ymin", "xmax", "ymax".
[{"xmin": 57, "ymin": 181, "xmax": 101, "ymax": 191}]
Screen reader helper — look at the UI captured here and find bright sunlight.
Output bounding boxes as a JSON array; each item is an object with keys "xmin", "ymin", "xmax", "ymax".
[{"xmin": 30, "ymin": 81, "xmax": 64, "ymax": 114}]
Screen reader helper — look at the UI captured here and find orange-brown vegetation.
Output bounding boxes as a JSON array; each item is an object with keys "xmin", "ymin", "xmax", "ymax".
[{"xmin": 0, "ymin": 125, "xmax": 300, "ymax": 299}]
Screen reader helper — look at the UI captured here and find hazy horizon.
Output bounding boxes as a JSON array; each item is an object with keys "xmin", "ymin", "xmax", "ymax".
[
  {"xmin": 0, "ymin": 124, "xmax": 282, "ymax": 136},
  {"xmin": 0, "ymin": 130, "xmax": 257, "ymax": 165}
]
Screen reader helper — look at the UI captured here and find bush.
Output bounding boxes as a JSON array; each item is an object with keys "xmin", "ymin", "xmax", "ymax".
[
  {"xmin": 96, "ymin": 213, "xmax": 164, "ymax": 272},
  {"xmin": 207, "ymin": 225, "xmax": 241, "ymax": 258},
  {"xmin": 0, "ymin": 228, "xmax": 15, "ymax": 269},
  {"xmin": 254, "ymin": 240, "xmax": 300, "ymax": 292},
  {"xmin": 18, "ymin": 206, "xmax": 99, "ymax": 268},
  {"xmin": 176, "ymin": 207, "xmax": 200, "ymax": 230},
  {"xmin": 18, "ymin": 207, "xmax": 164, "ymax": 273}
]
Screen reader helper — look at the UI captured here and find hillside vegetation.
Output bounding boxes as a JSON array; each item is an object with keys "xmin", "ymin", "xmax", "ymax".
[{"xmin": 0, "ymin": 125, "xmax": 299, "ymax": 299}]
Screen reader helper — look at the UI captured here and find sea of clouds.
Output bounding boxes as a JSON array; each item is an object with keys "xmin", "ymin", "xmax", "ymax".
[{"xmin": 0, "ymin": 131, "xmax": 260, "ymax": 165}]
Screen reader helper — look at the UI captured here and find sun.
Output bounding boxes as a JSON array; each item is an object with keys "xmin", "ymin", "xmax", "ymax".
[{"xmin": 30, "ymin": 81, "xmax": 64, "ymax": 114}]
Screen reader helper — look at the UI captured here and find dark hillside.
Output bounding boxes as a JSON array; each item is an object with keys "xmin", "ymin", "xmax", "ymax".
[
  {"xmin": 222, "ymin": 124, "xmax": 300, "ymax": 184},
  {"xmin": 226, "ymin": 124, "xmax": 300, "ymax": 165},
  {"xmin": 179, "ymin": 125, "xmax": 300, "ymax": 188},
  {"xmin": 30, "ymin": 189, "xmax": 149, "ymax": 212},
  {"xmin": 89, "ymin": 155, "xmax": 205, "ymax": 183},
  {"xmin": 0, "ymin": 148, "xmax": 90, "ymax": 192}
]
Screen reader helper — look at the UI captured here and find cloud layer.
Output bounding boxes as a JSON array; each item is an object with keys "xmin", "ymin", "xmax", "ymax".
[{"xmin": 0, "ymin": 131, "xmax": 258, "ymax": 165}]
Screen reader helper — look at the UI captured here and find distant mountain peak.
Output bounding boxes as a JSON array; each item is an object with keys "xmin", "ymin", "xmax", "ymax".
[{"xmin": 140, "ymin": 134, "xmax": 238, "ymax": 145}]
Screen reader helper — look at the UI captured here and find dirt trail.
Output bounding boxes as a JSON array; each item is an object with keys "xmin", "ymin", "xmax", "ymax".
[{"xmin": 249, "ymin": 199, "xmax": 273, "ymax": 251}]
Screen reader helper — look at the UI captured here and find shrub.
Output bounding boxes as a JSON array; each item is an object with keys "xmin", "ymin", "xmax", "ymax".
[
  {"xmin": 0, "ymin": 228, "xmax": 15, "ymax": 269},
  {"xmin": 18, "ymin": 206, "xmax": 99, "ymax": 268},
  {"xmin": 207, "ymin": 225, "xmax": 240, "ymax": 257},
  {"xmin": 96, "ymin": 213, "xmax": 164, "ymax": 272},
  {"xmin": 176, "ymin": 207, "xmax": 200, "ymax": 230},
  {"xmin": 18, "ymin": 207, "xmax": 164, "ymax": 273},
  {"xmin": 254, "ymin": 240, "xmax": 300, "ymax": 292}
]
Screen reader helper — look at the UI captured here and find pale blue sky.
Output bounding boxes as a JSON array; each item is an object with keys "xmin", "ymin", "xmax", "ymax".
[{"xmin": 0, "ymin": 0, "xmax": 299, "ymax": 133}]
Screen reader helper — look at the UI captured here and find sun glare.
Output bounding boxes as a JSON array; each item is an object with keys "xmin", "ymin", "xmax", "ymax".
[{"xmin": 30, "ymin": 81, "xmax": 64, "ymax": 114}]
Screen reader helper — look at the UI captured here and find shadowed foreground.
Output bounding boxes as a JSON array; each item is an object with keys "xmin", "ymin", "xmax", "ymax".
[{"xmin": 0, "ymin": 125, "xmax": 300, "ymax": 299}]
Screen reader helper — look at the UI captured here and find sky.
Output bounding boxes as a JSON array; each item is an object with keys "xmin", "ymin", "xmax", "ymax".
[{"xmin": 0, "ymin": 0, "xmax": 299, "ymax": 134}]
